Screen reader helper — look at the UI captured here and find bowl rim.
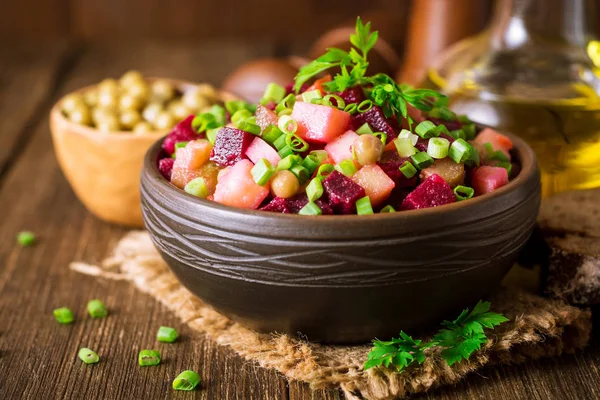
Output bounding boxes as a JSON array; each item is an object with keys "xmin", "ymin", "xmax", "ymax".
[
  {"xmin": 50, "ymin": 77, "xmax": 236, "ymax": 139},
  {"xmin": 142, "ymin": 127, "xmax": 540, "ymax": 225}
]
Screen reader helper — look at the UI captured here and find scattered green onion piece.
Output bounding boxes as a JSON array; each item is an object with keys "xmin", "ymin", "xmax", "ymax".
[
  {"xmin": 87, "ymin": 299, "xmax": 108, "ymax": 318},
  {"xmin": 399, "ymin": 129, "xmax": 419, "ymax": 145},
  {"xmin": 275, "ymin": 93, "xmax": 296, "ymax": 114},
  {"xmin": 290, "ymin": 164, "xmax": 310, "ymax": 185},
  {"xmin": 356, "ymin": 123, "xmax": 374, "ymax": 135},
  {"xmin": 184, "ymin": 177, "xmax": 210, "ymax": 198},
  {"xmin": 411, "ymin": 152, "xmax": 435, "ymax": 169},
  {"xmin": 277, "ymin": 108, "xmax": 293, "ymax": 117},
  {"xmin": 298, "ymin": 201, "xmax": 322, "ymax": 216},
  {"xmin": 427, "ymin": 137, "xmax": 450, "ymax": 159},
  {"xmin": 458, "ymin": 115, "xmax": 472, "ymax": 124},
  {"xmin": 394, "ymin": 137, "xmax": 417, "ymax": 157},
  {"xmin": 16, "ymin": 231, "xmax": 35, "ymax": 247},
  {"xmin": 231, "ymin": 109, "xmax": 253, "ymax": 125},
  {"xmin": 260, "ymin": 82, "xmax": 286, "ymax": 105},
  {"xmin": 173, "ymin": 370, "xmax": 201, "ymax": 391},
  {"xmin": 278, "ymin": 145, "xmax": 294, "ymax": 160},
  {"xmin": 285, "ymin": 132, "xmax": 309, "ymax": 152},
  {"xmin": 448, "ymin": 129, "xmax": 466, "ymax": 140},
  {"xmin": 462, "ymin": 122, "xmax": 477, "ymax": 140},
  {"xmin": 485, "ymin": 143, "xmax": 510, "ymax": 162},
  {"xmin": 236, "ymin": 121, "xmax": 261, "ymax": 135},
  {"xmin": 343, "ymin": 103, "xmax": 358, "ymax": 114},
  {"xmin": 306, "ymin": 178, "xmax": 324, "ymax": 201},
  {"xmin": 261, "ymin": 125, "xmax": 283, "ymax": 144},
  {"xmin": 207, "ymin": 104, "xmax": 226, "ymax": 125},
  {"xmin": 454, "ymin": 185, "xmax": 475, "ymax": 201},
  {"xmin": 316, "ymin": 163, "xmax": 335, "ymax": 181},
  {"xmin": 465, "ymin": 146, "xmax": 481, "ymax": 167},
  {"xmin": 273, "ymin": 132, "xmax": 288, "ymax": 151},
  {"xmin": 301, "ymin": 154, "xmax": 321, "ymax": 174},
  {"xmin": 448, "ymin": 139, "xmax": 472, "ymax": 164},
  {"xmin": 174, "ymin": 141, "xmax": 188, "ymax": 151},
  {"xmin": 157, "ymin": 326, "xmax": 178, "ymax": 343},
  {"xmin": 399, "ymin": 161, "xmax": 418, "ymax": 178},
  {"xmin": 138, "ymin": 349, "xmax": 161, "ymax": 366},
  {"xmin": 309, "ymin": 150, "xmax": 328, "ymax": 164},
  {"xmin": 372, "ymin": 132, "xmax": 387, "ymax": 145},
  {"xmin": 356, "ymin": 196, "xmax": 374, "ymax": 215},
  {"xmin": 380, "ymin": 205, "xmax": 396, "ymax": 213},
  {"xmin": 225, "ymin": 99, "xmax": 255, "ymax": 115},
  {"xmin": 357, "ymin": 100, "xmax": 373, "ymax": 112},
  {"xmin": 496, "ymin": 161, "xmax": 513, "ymax": 176},
  {"xmin": 192, "ymin": 113, "xmax": 217, "ymax": 132},
  {"xmin": 278, "ymin": 115, "xmax": 298, "ymax": 135},
  {"xmin": 334, "ymin": 159, "xmax": 358, "ymax": 178},
  {"xmin": 53, "ymin": 307, "xmax": 74, "ymax": 324},
  {"xmin": 78, "ymin": 348, "xmax": 99, "ymax": 364},
  {"xmin": 251, "ymin": 159, "xmax": 275, "ymax": 186},
  {"xmin": 429, "ymin": 107, "xmax": 456, "ymax": 121},
  {"xmin": 415, "ymin": 121, "xmax": 439, "ymax": 139},
  {"xmin": 301, "ymin": 90, "xmax": 322, "ymax": 104},
  {"xmin": 206, "ymin": 128, "xmax": 219, "ymax": 145},
  {"xmin": 322, "ymin": 94, "xmax": 346, "ymax": 110},
  {"xmin": 276, "ymin": 154, "xmax": 302, "ymax": 171}
]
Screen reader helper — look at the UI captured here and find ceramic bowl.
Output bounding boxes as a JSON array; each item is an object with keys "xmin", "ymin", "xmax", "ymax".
[
  {"xmin": 140, "ymin": 132, "xmax": 541, "ymax": 343},
  {"xmin": 49, "ymin": 79, "xmax": 232, "ymax": 227}
]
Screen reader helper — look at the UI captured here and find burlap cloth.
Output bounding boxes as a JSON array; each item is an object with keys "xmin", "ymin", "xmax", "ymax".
[{"xmin": 71, "ymin": 231, "xmax": 592, "ymax": 400}]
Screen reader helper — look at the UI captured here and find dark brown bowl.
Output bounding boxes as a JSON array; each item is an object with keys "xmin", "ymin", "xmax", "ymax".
[{"xmin": 140, "ymin": 132, "xmax": 541, "ymax": 343}]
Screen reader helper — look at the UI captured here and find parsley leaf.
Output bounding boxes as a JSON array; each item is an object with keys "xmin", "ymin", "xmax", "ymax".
[{"xmin": 364, "ymin": 332, "xmax": 434, "ymax": 372}]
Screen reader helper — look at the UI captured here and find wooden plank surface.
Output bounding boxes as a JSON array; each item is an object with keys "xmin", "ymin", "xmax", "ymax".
[{"xmin": 0, "ymin": 41, "xmax": 598, "ymax": 400}]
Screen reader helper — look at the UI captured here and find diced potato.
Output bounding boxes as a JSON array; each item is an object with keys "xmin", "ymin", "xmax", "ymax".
[{"xmin": 420, "ymin": 158, "xmax": 465, "ymax": 188}]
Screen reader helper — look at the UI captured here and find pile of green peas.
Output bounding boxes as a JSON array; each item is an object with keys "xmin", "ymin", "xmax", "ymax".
[{"xmin": 61, "ymin": 70, "xmax": 219, "ymax": 133}]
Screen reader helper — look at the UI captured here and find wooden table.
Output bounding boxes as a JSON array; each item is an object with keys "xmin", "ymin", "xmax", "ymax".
[{"xmin": 0, "ymin": 41, "xmax": 598, "ymax": 400}]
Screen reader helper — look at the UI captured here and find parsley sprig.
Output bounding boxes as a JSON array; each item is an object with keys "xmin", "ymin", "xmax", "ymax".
[
  {"xmin": 293, "ymin": 17, "xmax": 448, "ymax": 124},
  {"xmin": 364, "ymin": 301, "xmax": 508, "ymax": 373}
]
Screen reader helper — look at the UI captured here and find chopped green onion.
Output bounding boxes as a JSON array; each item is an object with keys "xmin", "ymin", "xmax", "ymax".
[
  {"xmin": 261, "ymin": 125, "xmax": 283, "ymax": 144},
  {"xmin": 16, "ymin": 231, "xmax": 35, "ymax": 247},
  {"xmin": 310, "ymin": 150, "xmax": 328, "ymax": 163},
  {"xmin": 174, "ymin": 141, "xmax": 188, "ymax": 152},
  {"xmin": 399, "ymin": 161, "xmax": 418, "ymax": 178},
  {"xmin": 356, "ymin": 123, "xmax": 373, "ymax": 135},
  {"xmin": 356, "ymin": 196, "xmax": 374, "ymax": 215},
  {"xmin": 462, "ymin": 122, "xmax": 477, "ymax": 140},
  {"xmin": 316, "ymin": 163, "xmax": 335, "ymax": 181},
  {"xmin": 415, "ymin": 121, "xmax": 439, "ymax": 139},
  {"xmin": 290, "ymin": 164, "xmax": 310, "ymax": 185},
  {"xmin": 277, "ymin": 108, "xmax": 293, "ymax": 117},
  {"xmin": 301, "ymin": 154, "xmax": 321, "ymax": 174},
  {"xmin": 251, "ymin": 159, "xmax": 275, "ymax": 186},
  {"xmin": 458, "ymin": 115, "xmax": 472, "ymax": 124},
  {"xmin": 87, "ymin": 299, "xmax": 108, "ymax": 318},
  {"xmin": 53, "ymin": 307, "xmax": 74, "ymax": 324},
  {"xmin": 157, "ymin": 326, "xmax": 178, "ymax": 343},
  {"xmin": 448, "ymin": 129, "xmax": 466, "ymax": 140},
  {"xmin": 357, "ymin": 100, "xmax": 373, "ymax": 112},
  {"xmin": 322, "ymin": 94, "xmax": 345, "ymax": 110},
  {"xmin": 206, "ymin": 128, "xmax": 219, "ymax": 145},
  {"xmin": 394, "ymin": 137, "xmax": 417, "ymax": 157},
  {"xmin": 334, "ymin": 159, "xmax": 358, "ymax": 177},
  {"xmin": 427, "ymin": 137, "xmax": 450, "ymax": 159},
  {"xmin": 173, "ymin": 370, "xmax": 201, "ymax": 391},
  {"xmin": 343, "ymin": 103, "xmax": 358, "ymax": 114},
  {"xmin": 411, "ymin": 152, "xmax": 435, "ymax": 169},
  {"xmin": 454, "ymin": 185, "xmax": 475, "ymax": 201},
  {"xmin": 275, "ymin": 93, "xmax": 296, "ymax": 114},
  {"xmin": 301, "ymin": 90, "xmax": 322, "ymax": 103},
  {"xmin": 485, "ymin": 143, "xmax": 510, "ymax": 162},
  {"xmin": 260, "ymin": 82, "xmax": 286, "ymax": 105},
  {"xmin": 380, "ymin": 205, "xmax": 396, "ymax": 213},
  {"xmin": 298, "ymin": 201, "xmax": 322, "ymax": 215},
  {"xmin": 496, "ymin": 161, "xmax": 513, "ymax": 176},
  {"xmin": 278, "ymin": 115, "xmax": 298, "ymax": 135},
  {"xmin": 236, "ymin": 120, "xmax": 261, "ymax": 135},
  {"xmin": 138, "ymin": 349, "xmax": 161, "ymax": 366},
  {"xmin": 399, "ymin": 129, "xmax": 419, "ymax": 145},
  {"xmin": 277, "ymin": 154, "xmax": 302, "ymax": 171},
  {"xmin": 207, "ymin": 104, "xmax": 226, "ymax": 125},
  {"xmin": 285, "ymin": 133, "xmax": 309, "ymax": 152},
  {"xmin": 273, "ymin": 133, "xmax": 288, "ymax": 151},
  {"xmin": 78, "ymin": 348, "xmax": 99, "ymax": 364},
  {"xmin": 429, "ymin": 107, "xmax": 456, "ymax": 121},
  {"xmin": 306, "ymin": 178, "xmax": 324, "ymax": 201},
  {"xmin": 372, "ymin": 132, "xmax": 387, "ymax": 145},
  {"xmin": 184, "ymin": 177, "xmax": 210, "ymax": 198},
  {"xmin": 448, "ymin": 139, "xmax": 472, "ymax": 163},
  {"xmin": 231, "ymin": 109, "xmax": 253, "ymax": 125},
  {"xmin": 465, "ymin": 146, "xmax": 481, "ymax": 167},
  {"xmin": 192, "ymin": 113, "xmax": 216, "ymax": 132},
  {"xmin": 225, "ymin": 99, "xmax": 255, "ymax": 115}
]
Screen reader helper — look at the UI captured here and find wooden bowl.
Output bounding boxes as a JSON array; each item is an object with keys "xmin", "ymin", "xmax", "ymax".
[
  {"xmin": 50, "ymin": 79, "xmax": 231, "ymax": 227},
  {"xmin": 140, "ymin": 132, "xmax": 541, "ymax": 343}
]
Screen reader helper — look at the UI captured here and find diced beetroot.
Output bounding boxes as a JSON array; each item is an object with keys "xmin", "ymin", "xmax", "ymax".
[
  {"xmin": 291, "ymin": 102, "xmax": 351, "ymax": 143},
  {"xmin": 255, "ymin": 104, "xmax": 279, "ymax": 131},
  {"xmin": 338, "ymin": 86, "xmax": 366, "ymax": 105},
  {"xmin": 162, "ymin": 115, "xmax": 197, "ymax": 155},
  {"xmin": 415, "ymin": 138, "xmax": 429, "ymax": 152},
  {"xmin": 352, "ymin": 164, "xmax": 396, "ymax": 207},
  {"xmin": 322, "ymin": 170, "xmax": 366, "ymax": 214},
  {"xmin": 350, "ymin": 106, "xmax": 399, "ymax": 142},
  {"xmin": 471, "ymin": 166, "xmax": 509, "ymax": 195},
  {"xmin": 400, "ymin": 174, "xmax": 455, "ymax": 210},
  {"xmin": 245, "ymin": 137, "xmax": 281, "ymax": 167},
  {"xmin": 324, "ymin": 130, "xmax": 359, "ymax": 164},
  {"xmin": 377, "ymin": 151, "xmax": 418, "ymax": 188},
  {"xmin": 260, "ymin": 197, "xmax": 291, "ymax": 213},
  {"xmin": 283, "ymin": 193, "xmax": 333, "ymax": 215},
  {"xmin": 213, "ymin": 160, "xmax": 269, "ymax": 209},
  {"xmin": 158, "ymin": 157, "xmax": 175, "ymax": 181},
  {"xmin": 384, "ymin": 188, "xmax": 413, "ymax": 210},
  {"xmin": 209, "ymin": 127, "xmax": 254, "ymax": 167}
]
